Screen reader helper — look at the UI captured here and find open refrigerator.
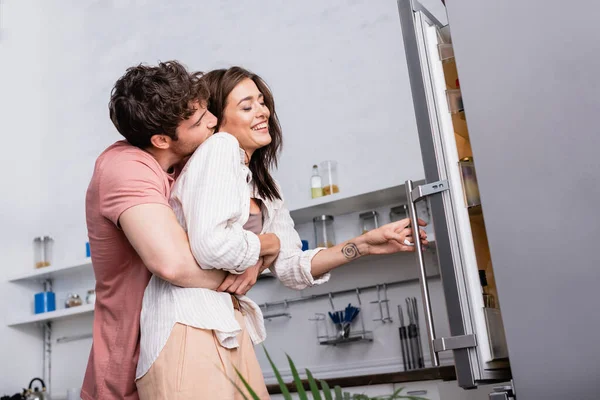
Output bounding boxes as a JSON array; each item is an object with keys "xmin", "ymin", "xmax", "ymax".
[{"xmin": 396, "ymin": 0, "xmax": 513, "ymax": 397}]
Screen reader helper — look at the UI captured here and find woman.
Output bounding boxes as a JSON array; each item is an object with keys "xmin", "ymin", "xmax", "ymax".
[{"xmin": 135, "ymin": 66, "xmax": 427, "ymax": 400}]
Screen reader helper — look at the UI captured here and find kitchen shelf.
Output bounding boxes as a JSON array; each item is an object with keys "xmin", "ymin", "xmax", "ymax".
[
  {"xmin": 8, "ymin": 304, "xmax": 94, "ymax": 327},
  {"xmin": 8, "ymin": 258, "xmax": 92, "ymax": 283},
  {"xmin": 289, "ymin": 183, "xmax": 425, "ymax": 225}
]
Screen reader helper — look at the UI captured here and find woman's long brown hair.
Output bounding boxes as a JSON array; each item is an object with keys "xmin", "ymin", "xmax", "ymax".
[{"xmin": 202, "ymin": 67, "xmax": 282, "ymax": 201}]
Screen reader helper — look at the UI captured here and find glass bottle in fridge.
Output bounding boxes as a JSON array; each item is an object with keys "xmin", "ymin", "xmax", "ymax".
[
  {"xmin": 319, "ymin": 160, "xmax": 340, "ymax": 196},
  {"xmin": 313, "ymin": 215, "xmax": 335, "ymax": 248},
  {"xmin": 458, "ymin": 156, "xmax": 481, "ymax": 208}
]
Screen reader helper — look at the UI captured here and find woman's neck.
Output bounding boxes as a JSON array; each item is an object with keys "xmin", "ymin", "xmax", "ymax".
[{"xmin": 242, "ymin": 147, "xmax": 253, "ymax": 165}]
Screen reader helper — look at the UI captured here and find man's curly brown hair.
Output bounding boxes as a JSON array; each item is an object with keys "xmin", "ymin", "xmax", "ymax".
[{"xmin": 109, "ymin": 61, "xmax": 209, "ymax": 149}]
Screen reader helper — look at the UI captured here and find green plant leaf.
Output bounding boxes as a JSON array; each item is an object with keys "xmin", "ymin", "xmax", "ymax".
[
  {"xmin": 263, "ymin": 346, "xmax": 292, "ymax": 399},
  {"xmin": 305, "ymin": 369, "xmax": 323, "ymax": 400},
  {"xmin": 334, "ymin": 385, "xmax": 344, "ymax": 400},
  {"xmin": 233, "ymin": 367, "xmax": 261, "ymax": 400},
  {"xmin": 286, "ymin": 353, "xmax": 308, "ymax": 399},
  {"xmin": 320, "ymin": 380, "xmax": 333, "ymax": 400}
]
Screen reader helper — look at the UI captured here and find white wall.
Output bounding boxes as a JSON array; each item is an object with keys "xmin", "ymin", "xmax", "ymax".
[
  {"xmin": 0, "ymin": 0, "xmax": 454, "ymax": 397},
  {"xmin": 0, "ymin": 1, "xmax": 56, "ymax": 395}
]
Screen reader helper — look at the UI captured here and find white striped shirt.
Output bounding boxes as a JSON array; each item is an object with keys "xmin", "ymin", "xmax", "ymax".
[{"xmin": 136, "ymin": 132, "xmax": 330, "ymax": 379}]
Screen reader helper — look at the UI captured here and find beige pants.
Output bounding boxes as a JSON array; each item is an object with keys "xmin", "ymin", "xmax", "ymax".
[{"xmin": 136, "ymin": 310, "xmax": 270, "ymax": 400}]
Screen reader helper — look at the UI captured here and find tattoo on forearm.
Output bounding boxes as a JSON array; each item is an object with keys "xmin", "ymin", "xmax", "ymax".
[{"xmin": 341, "ymin": 243, "xmax": 362, "ymax": 260}]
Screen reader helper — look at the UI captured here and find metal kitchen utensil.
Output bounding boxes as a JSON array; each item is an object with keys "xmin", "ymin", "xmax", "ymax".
[
  {"xmin": 371, "ymin": 284, "xmax": 385, "ymax": 323},
  {"xmin": 412, "ymin": 297, "xmax": 425, "ymax": 368},
  {"xmin": 382, "ymin": 283, "xmax": 392, "ymax": 323},
  {"xmin": 398, "ymin": 305, "xmax": 410, "ymax": 371},
  {"xmin": 406, "ymin": 297, "xmax": 420, "ymax": 370}
]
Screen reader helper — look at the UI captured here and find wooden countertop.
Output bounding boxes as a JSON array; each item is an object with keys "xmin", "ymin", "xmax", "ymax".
[{"xmin": 266, "ymin": 365, "xmax": 457, "ymax": 394}]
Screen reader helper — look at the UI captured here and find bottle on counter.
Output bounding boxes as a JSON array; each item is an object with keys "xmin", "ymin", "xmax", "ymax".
[{"xmin": 311, "ymin": 165, "xmax": 323, "ymax": 199}]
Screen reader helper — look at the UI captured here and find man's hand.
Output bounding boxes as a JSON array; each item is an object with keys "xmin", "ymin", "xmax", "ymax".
[
  {"xmin": 216, "ymin": 258, "xmax": 264, "ymax": 295},
  {"xmin": 259, "ymin": 233, "xmax": 280, "ymax": 269},
  {"xmin": 364, "ymin": 218, "xmax": 428, "ymax": 255}
]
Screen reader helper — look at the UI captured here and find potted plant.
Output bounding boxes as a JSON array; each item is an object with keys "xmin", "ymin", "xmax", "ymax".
[{"xmin": 232, "ymin": 347, "xmax": 429, "ymax": 400}]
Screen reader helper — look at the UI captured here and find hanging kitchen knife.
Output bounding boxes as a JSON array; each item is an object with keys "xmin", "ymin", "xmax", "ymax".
[
  {"xmin": 406, "ymin": 297, "xmax": 420, "ymax": 370},
  {"xmin": 398, "ymin": 305, "xmax": 410, "ymax": 371},
  {"xmin": 412, "ymin": 297, "xmax": 425, "ymax": 368}
]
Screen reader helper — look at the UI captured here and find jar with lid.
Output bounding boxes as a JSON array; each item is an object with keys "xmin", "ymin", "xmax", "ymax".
[
  {"xmin": 389, "ymin": 205, "xmax": 408, "ymax": 223},
  {"xmin": 359, "ymin": 211, "xmax": 379, "ymax": 234},
  {"xmin": 458, "ymin": 156, "xmax": 481, "ymax": 208},
  {"xmin": 86, "ymin": 290, "xmax": 96, "ymax": 305},
  {"xmin": 33, "ymin": 236, "xmax": 54, "ymax": 269},
  {"xmin": 319, "ymin": 160, "xmax": 339, "ymax": 196},
  {"xmin": 65, "ymin": 293, "xmax": 83, "ymax": 308},
  {"xmin": 313, "ymin": 215, "xmax": 335, "ymax": 248}
]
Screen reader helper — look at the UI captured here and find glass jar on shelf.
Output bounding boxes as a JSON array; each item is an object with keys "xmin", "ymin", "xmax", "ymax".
[
  {"xmin": 313, "ymin": 215, "xmax": 335, "ymax": 248},
  {"xmin": 33, "ymin": 236, "xmax": 54, "ymax": 269},
  {"xmin": 359, "ymin": 211, "xmax": 379, "ymax": 234},
  {"xmin": 389, "ymin": 205, "xmax": 408, "ymax": 223},
  {"xmin": 86, "ymin": 290, "xmax": 96, "ymax": 305},
  {"xmin": 319, "ymin": 160, "xmax": 339, "ymax": 196},
  {"xmin": 65, "ymin": 293, "xmax": 83, "ymax": 308}
]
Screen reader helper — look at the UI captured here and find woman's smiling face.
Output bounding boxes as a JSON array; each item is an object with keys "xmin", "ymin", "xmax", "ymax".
[{"xmin": 219, "ymin": 78, "xmax": 272, "ymax": 156}]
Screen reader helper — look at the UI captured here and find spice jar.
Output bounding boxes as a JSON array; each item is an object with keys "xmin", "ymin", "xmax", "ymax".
[
  {"xmin": 458, "ymin": 156, "xmax": 481, "ymax": 208},
  {"xmin": 319, "ymin": 160, "xmax": 339, "ymax": 196},
  {"xmin": 389, "ymin": 205, "xmax": 408, "ymax": 223},
  {"xmin": 65, "ymin": 293, "xmax": 83, "ymax": 308},
  {"xmin": 33, "ymin": 236, "xmax": 54, "ymax": 269},
  {"xmin": 86, "ymin": 290, "xmax": 96, "ymax": 305},
  {"xmin": 313, "ymin": 215, "xmax": 335, "ymax": 248},
  {"xmin": 359, "ymin": 211, "xmax": 379, "ymax": 234}
]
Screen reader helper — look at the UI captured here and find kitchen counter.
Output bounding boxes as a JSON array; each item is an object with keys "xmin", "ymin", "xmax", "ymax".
[{"xmin": 266, "ymin": 365, "xmax": 457, "ymax": 394}]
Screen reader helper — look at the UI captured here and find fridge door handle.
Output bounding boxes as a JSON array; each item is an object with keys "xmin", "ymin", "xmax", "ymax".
[{"xmin": 405, "ymin": 179, "xmax": 449, "ymax": 367}]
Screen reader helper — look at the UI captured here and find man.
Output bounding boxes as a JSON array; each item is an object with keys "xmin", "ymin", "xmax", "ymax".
[{"xmin": 82, "ymin": 61, "xmax": 255, "ymax": 400}]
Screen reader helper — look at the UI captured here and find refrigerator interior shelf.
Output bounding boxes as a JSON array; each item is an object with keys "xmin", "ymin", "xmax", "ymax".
[
  {"xmin": 445, "ymin": 89, "xmax": 464, "ymax": 114},
  {"xmin": 438, "ymin": 43, "xmax": 455, "ymax": 62},
  {"xmin": 453, "ymin": 111, "xmax": 469, "ymax": 140}
]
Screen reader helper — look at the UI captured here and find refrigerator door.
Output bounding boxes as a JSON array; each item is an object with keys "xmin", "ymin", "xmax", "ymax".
[{"xmin": 397, "ymin": 0, "xmax": 511, "ymax": 388}]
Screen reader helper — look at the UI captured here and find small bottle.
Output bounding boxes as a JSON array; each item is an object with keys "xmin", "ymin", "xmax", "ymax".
[
  {"xmin": 311, "ymin": 165, "xmax": 323, "ymax": 199},
  {"xmin": 479, "ymin": 270, "xmax": 496, "ymax": 308}
]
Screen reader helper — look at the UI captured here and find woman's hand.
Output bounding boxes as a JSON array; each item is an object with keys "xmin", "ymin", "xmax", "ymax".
[
  {"xmin": 364, "ymin": 218, "xmax": 428, "ymax": 255},
  {"xmin": 217, "ymin": 258, "xmax": 264, "ymax": 295}
]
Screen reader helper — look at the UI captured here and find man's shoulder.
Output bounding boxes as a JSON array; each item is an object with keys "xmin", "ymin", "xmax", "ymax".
[
  {"xmin": 98, "ymin": 140, "xmax": 155, "ymax": 164},
  {"xmin": 93, "ymin": 141, "xmax": 163, "ymax": 178}
]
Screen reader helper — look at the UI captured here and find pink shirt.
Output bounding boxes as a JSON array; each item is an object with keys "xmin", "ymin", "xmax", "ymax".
[{"xmin": 82, "ymin": 141, "xmax": 173, "ymax": 400}]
